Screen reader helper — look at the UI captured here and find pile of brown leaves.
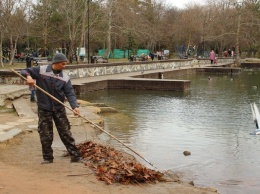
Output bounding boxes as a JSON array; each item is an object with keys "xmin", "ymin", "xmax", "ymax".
[{"xmin": 77, "ymin": 141, "xmax": 165, "ymax": 185}]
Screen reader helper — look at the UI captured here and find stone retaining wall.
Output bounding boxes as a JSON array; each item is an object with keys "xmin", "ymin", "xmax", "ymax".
[
  {"xmin": 64, "ymin": 58, "xmax": 234, "ymax": 79},
  {"xmin": 0, "ymin": 58, "xmax": 234, "ymax": 84}
]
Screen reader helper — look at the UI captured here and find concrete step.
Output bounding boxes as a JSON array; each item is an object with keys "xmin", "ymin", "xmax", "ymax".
[
  {"xmin": 0, "ymin": 124, "xmax": 13, "ymax": 132},
  {"xmin": 0, "ymin": 85, "xmax": 29, "ymax": 106},
  {"xmin": 0, "ymin": 128, "xmax": 22, "ymax": 142},
  {"xmin": 13, "ymin": 98, "xmax": 37, "ymax": 118}
]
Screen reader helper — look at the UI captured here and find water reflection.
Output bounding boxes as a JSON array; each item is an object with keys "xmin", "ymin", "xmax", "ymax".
[{"xmin": 78, "ymin": 70, "xmax": 260, "ymax": 194}]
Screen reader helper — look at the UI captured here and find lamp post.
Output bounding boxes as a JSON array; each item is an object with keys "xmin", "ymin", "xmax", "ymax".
[
  {"xmin": 235, "ymin": 1, "xmax": 243, "ymax": 66},
  {"xmin": 127, "ymin": 33, "xmax": 131, "ymax": 61},
  {"xmin": 87, "ymin": 0, "xmax": 91, "ymax": 64},
  {"xmin": 202, "ymin": 24, "xmax": 205, "ymax": 58},
  {"xmin": 27, "ymin": 5, "xmax": 31, "ymax": 51}
]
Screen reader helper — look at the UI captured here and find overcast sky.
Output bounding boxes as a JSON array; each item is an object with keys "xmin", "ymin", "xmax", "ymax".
[{"xmin": 165, "ymin": 0, "xmax": 206, "ymax": 9}]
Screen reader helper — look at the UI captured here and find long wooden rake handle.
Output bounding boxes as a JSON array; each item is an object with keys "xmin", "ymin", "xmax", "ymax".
[{"xmin": 11, "ymin": 69, "xmax": 157, "ymax": 169}]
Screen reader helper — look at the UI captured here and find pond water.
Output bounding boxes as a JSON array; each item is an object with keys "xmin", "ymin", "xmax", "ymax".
[{"xmin": 78, "ymin": 70, "xmax": 260, "ymax": 194}]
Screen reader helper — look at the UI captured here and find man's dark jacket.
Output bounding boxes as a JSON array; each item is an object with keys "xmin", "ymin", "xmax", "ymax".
[{"xmin": 21, "ymin": 64, "xmax": 78, "ymax": 111}]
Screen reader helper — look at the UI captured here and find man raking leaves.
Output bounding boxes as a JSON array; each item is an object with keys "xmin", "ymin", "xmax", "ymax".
[{"xmin": 19, "ymin": 53, "xmax": 82, "ymax": 164}]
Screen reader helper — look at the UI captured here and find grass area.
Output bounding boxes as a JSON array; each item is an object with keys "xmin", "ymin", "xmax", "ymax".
[
  {"xmin": 0, "ymin": 63, "xmax": 26, "ymax": 70},
  {"xmin": 108, "ymin": 58, "xmax": 129, "ymax": 63}
]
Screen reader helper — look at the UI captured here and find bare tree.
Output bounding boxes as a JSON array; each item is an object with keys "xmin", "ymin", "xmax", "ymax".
[
  {"xmin": 0, "ymin": 0, "xmax": 4, "ymax": 67},
  {"xmin": 1, "ymin": 0, "xmax": 28, "ymax": 65},
  {"xmin": 59, "ymin": 0, "xmax": 85, "ymax": 63},
  {"xmin": 1, "ymin": 0, "xmax": 259, "ymax": 64}
]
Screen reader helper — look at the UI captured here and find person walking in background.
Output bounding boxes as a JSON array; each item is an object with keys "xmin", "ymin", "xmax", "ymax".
[
  {"xmin": 149, "ymin": 52, "xmax": 154, "ymax": 61},
  {"xmin": 140, "ymin": 53, "xmax": 146, "ymax": 61},
  {"xmin": 29, "ymin": 83, "xmax": 36, "ymax": 102},
  {"xmin": 214, "ymin": 56, "xmax": 218, "ymax": 65},
  {"xmin": 228, "ymin": 49, "xmax": 232, "ymax": 57},
  {"xmin": 21, "ymin": 53, "xmax": 82, "ymax": 164},
  {"xmin": 25, "ymin": 54, "xmax": 33, "ymax": 68},
  {"xmin": 223, "ymin": 50, "xmax": 228, "ymax": 57},
  {"xmin": 209, "ymin": 50, "xmax": 216, "ymax": 65}
]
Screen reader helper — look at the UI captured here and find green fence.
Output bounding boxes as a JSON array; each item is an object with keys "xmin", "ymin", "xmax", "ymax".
[
  {"xmin": 98, "ymin": 49, "xmax": 149, "ymax": 58},
  {"xmin": 113, "ymin": 49, "xmax": 124, "ymax": 59},
  {"xmin": 98, "ymin": 49, "xmax": 106, "ymax": 57},
  {"xmin": 98, "ymin": 49, "xmax": 112, "ymax": 58},
  {"xmin": 137, "ymin": 49, "xmax": 150, "ymax": 57},
  {"xmin": 124, "ymin": 50, "xmax": 133, "ymax": 58}
]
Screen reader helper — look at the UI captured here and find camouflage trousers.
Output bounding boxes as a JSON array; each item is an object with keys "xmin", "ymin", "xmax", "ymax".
[{"xmin": 38, "ymin": 108, "xmax": 82, "ymax": 161}]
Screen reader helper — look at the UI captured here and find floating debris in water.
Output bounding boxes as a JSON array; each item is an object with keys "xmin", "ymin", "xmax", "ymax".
[{"xmin": 183, "ymin": 151, "xmax": 191, "ymax": 156}]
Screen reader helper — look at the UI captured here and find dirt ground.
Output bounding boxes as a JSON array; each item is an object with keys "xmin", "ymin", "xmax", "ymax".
[{"xmin": 0, "ymin": 108, "xmax": 219, "ymax": 194}]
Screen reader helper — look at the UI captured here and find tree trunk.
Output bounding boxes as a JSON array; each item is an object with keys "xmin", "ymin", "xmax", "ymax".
[
  {"xmin": 79, "ymin": 1, "xmax": 87, "ymax": 63},
  {"xmin": 104, "ymin": 0, "xmax": 113, "ymax": 58},
  {"xmin": 68, "ymin": 40, "xmax": 74, "ymax": 63},
  {"xmin": 235, "ymin": 8, "xmax": 242, "ymax": 66},
  {"xmin": 43, "ymin": 3, "xmax": 48, "ymax": 57},
  {"xmin": 0, "ymin": 32, "xmax": 4, "ymax": 67},
  {"xmin": 8, "ymin": 35, "xmax": 18, "ymax": 65}
]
